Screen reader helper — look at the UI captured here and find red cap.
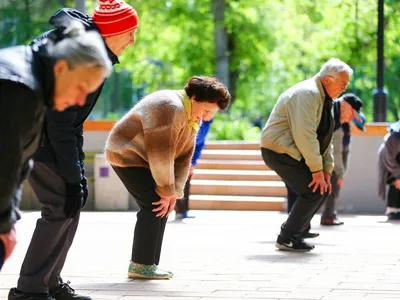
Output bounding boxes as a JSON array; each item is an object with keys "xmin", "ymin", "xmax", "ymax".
[{"xmin": 93, "ymin": 0, "xmax": 139, "ymax": 37}]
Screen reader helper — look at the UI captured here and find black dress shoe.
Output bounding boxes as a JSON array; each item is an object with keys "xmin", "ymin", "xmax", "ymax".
[
  {"xmin": 8, "ymin": 288, "xmax": 54, "ymax": 300},
  {"xmin": 49, "ymin": 281, "xmax": 91, "ymax": 300}
]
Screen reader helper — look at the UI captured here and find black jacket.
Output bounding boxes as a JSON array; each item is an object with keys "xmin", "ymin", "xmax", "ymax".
[
  {"xmin": 0, "ymin": 44, "xmax": 54, "ymax": 233},
  {"xmin": 33, "ymin": 8, "xmax": 118, "ymax": 185},
  {"xmin": 333, "ymin": 101, "xmax": 351, "ymax": 149}
]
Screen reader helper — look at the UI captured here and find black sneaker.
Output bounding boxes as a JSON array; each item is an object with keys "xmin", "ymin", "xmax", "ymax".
[
  {"xmin": 302, "ymin": 231, "xmax": 320, "ymax": 239},
  {"xmin": 49, "ymin": 281, "xmax": 91, "ymax": 300},
  {"xmin": 387, "ymin": 212, "xmax": 400, "ymax": 220},
  {"xmin": 275, "ymin": 235, "xmax": 315, "ymax": 252},
  {"xmin": 8, "ymin": 288, "xmax": 55, "ymax": 300}
]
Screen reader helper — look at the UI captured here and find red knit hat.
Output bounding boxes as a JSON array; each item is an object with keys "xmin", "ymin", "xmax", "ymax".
[{"xmin": 93, "ymin": 0, "xmax": 139, "ymax": 37}]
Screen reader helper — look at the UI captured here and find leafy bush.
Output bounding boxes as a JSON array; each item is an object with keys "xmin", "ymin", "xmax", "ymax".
[
  {"xmin": 104, "ymin": 113, "xmax": 121, "ymax": 121},
  {"xmin": 208, "ymin": 112, "xmax": 262, "ymax": 141}
]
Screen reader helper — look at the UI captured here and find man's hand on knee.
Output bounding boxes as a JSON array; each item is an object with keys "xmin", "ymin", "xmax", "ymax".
[{"xmin": 308, "ymin": 171, "xmax": 328, "ymax": 195}]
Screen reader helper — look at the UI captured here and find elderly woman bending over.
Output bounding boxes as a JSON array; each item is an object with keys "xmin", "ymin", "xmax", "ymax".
[{"xmin": 105, "ymin": 76, "xmax": 230, "ymax": 279}]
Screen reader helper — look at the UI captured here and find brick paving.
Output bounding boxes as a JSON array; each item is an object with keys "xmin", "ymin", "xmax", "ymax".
[{"xmin": 1, "ymin": 210, "xmax": 400, "ymax": 300}]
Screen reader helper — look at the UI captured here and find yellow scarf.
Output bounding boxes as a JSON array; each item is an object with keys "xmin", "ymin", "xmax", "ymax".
[{"xmin": 181, "ymin": 90, "xmax": 200, "ymax": 132}]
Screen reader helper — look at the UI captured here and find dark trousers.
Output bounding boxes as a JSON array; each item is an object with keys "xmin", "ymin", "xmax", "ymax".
[
  {"xmin": 261, "ymin": 148, "xmax": 328, "ymax": 238},
  {"xmin": 287, "ymin": 171, "xmax": 340, "ymax": 219},
  {"xmin": 112, "ymin": 166, "xmax": 167, "ymax": 265},
  {"xmin": 322, "ymin": 171, "xmax": 340, "ymax": 218},
  {"xmin": 285, "ymin": 183, "xmax": 297, "ymax": 213},
  {"xmin": 17, "ymin": 162, "xmax": 80, "ymax": 294},
  {"xmin": 175, "ymin": 178, "xmax": 190, "ymax": 214},
  {"xmin": 387, "ymin": 184, "xmax": 400, "ymax": 208}
]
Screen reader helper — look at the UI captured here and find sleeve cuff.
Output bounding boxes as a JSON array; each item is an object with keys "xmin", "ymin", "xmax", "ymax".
[
  {"xmin": 323, "ymin": 165, "xmax": 333, "ymax": 174},
  {"xmin": 308, "ymin": 163, "xmax": 323, "ymax": 173},
  {"xmin": 155, "ymin": 184, "xmax": 175, "ymax": 198},
  {"xmin": 175, "ymin": 190, "xmax": 184, "ymax": 199}
]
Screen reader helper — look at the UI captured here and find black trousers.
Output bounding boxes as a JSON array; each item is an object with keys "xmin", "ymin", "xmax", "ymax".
[
  {"xmin": 175, "ymin": 178, "xmax": 190, "ymax": 214},
  {"xmin": 112, "ymin": 166, "xmax": 168, "ymax": 265},
  {"xmin": 17, "ymin": 162, "xmax": 79, "ymax": 294},
  {"xmin": 387, "ymin": 184, "xmax": 400, "ymax": 208},
  {"xmin": 285, "ymin": 183, "xmax": 297, "ymax": 213},
  {"xmin": 288, "ymin": 171, "xmax": 340, "ymax": 218},
  {"xmin": 261, "ymin": 148, "xmax": 328, "ymax": 238}
]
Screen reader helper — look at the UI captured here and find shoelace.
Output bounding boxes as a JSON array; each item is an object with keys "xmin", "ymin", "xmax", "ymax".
[{"xmin": 54, "ymin": 281, "xmax": 75, "ymax": 295}]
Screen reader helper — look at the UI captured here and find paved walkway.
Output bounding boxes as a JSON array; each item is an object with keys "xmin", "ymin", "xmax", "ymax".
[{"xmin": 1, "ymin": 211, "xmax": 400, "ymax": 300}]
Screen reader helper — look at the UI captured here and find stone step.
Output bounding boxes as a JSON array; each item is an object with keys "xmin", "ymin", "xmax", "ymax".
[
  {"xmin": 205, "ymin": 141, "xmax": 260, "ymax": 150},
  {"xmin": 189, "ymin": 194, "xmax": 286, "ymax": 211},
  {"xmin": 193, "ymin": 169, "xmax": 280, "ymax": 181},
  {"xmin": 200, "ymin": 149, "xmax": 262, "ymax": 160},
  {"xmin": 196, "ymin": 159, "xmax": 269, "ymax": 170},
  {"xmin": 190, "ymin": 179, "xmax": 286, "ymax": 197}
]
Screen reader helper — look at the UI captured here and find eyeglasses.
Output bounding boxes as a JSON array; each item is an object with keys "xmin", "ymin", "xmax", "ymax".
[{"xmin": 328, "ymin": 75, "xmax": 349, "ymax": 89}]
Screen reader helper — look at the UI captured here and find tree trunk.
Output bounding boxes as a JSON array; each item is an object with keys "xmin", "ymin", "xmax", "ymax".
[
  {"xmin": 75, "ymin": 0, "xmax": 85, "ymax": 13},
  {"xmin": 212, "ymin": 0, "xmax": 230, "ymax": 90},
  {"xmin": 228, "ymin": 34, "xmax": 238, "ymax": 103},
  {"xmin": 23, "ymin": 0, "xmax": 32, "ymax": 41}
]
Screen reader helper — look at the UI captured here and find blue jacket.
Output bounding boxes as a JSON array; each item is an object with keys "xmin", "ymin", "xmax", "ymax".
[{"xmin": 191, "ymin": 119, "xmax": 213, "ymax": 166}]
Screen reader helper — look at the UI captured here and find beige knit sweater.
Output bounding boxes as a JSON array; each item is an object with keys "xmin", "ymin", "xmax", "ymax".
[{"xmin": 105, "ymin": 90, "xmax": 197, "ymax": 198}]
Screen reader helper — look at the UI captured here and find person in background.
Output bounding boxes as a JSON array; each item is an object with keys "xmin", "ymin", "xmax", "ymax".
[
  {"xmin": 320, "ymin": 93, "xmax": 365, "ymax": 225},
  {"xmin": 261, "ymin": 58, "xmax": 352, "ymax": 252},
  {"xmin": 0, "ymin": 21, "xmax": 112, "ymax": 273},
  {"xmin": 105, "ymin": 76, "xmax": 230, "ymax": 279},
  {"xmin": 253, "ymin": 115, "xmax": 263, "ymax": 129},
  {"xmin": 175, "ymin": 109, "xmax": 218, "ymax": 219},
  {"xmin": 9, "ymin": 1, "xmax": 138, "ymax": 300},
  {"xmin": 378, "ymin": 120, "xmax": 400, "ymax": 220}
]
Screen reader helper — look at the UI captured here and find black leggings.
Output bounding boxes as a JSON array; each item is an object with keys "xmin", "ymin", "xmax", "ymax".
[{"xmin": 112, "ymin": 166, "xmax": 168, "ymax": 265}]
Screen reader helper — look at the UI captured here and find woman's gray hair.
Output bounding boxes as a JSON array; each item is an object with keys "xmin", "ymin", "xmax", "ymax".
[
  {"xmin": 317, "ymin": 58, "xmax": 353, "ymax": 78},
  {"xmin": 47, "ymin": 21, "xmax": 113, "ymax": 77}
]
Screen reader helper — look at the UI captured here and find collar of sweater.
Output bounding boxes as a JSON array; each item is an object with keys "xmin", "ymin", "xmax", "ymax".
[{"xmin": 180, "ymin": 90, "xmax": 200, "ymax": 132}]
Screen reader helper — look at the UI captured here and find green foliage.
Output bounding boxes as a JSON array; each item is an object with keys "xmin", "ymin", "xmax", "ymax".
[
  {"xmin": 0, "ymin": 0, "xmax": 74, "ymax": 46},
  {"xmin": 118, "ymin": 0, "xmax": 216, "ymax": 91},
  {"xmin": 103, "ymin": 112, "xmax": 120, "ymax": 121},
  {"xmin": 208, "ymin": 111, "xmax": 261, "ymax": 141},
  {"xmin": 2, "ymin": 0, "xmax": 400, "ymax": 136}
]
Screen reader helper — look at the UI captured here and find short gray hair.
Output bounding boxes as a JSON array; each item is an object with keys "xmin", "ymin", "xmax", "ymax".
[
  {"xmin": 317, "ymin": 58, "xmax": 353, "ymax": 79},
  {"xmin": 47, "ymin": 21, "xmax": 113, "ymax": 77}
]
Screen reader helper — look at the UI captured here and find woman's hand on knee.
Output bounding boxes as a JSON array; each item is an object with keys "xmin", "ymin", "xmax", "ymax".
[
  {"xmin": 166, "ymin": 197, "xmax": 177, "ymax": 218},
  {"xmin": 152, "ymin": 196, "xmax": 177, "ymax": 218},
  {"xmin": 152, "ymin": 197, "xmax": 170, "ymax": 217}
]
